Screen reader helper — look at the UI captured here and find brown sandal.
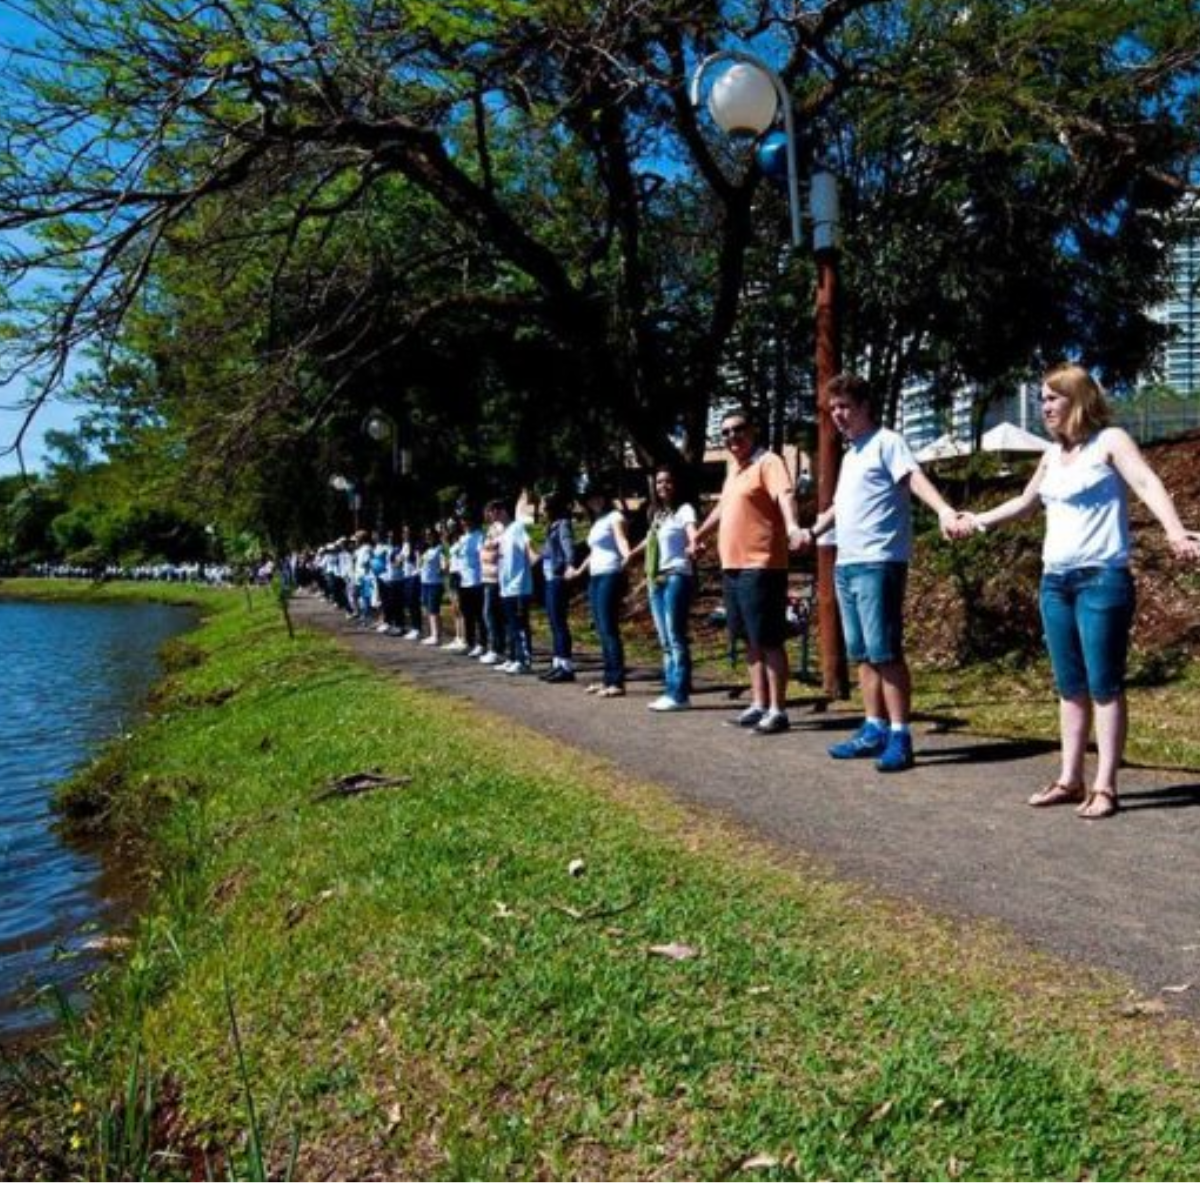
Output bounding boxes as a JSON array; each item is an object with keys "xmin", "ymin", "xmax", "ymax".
[
  {"xmin": 1077, "ymin": 788, "xmax": 1119, "ymax": 820},
  {"xmin": 1027, "ymin": 781, "xmax": 1086, "ymax": 808}
]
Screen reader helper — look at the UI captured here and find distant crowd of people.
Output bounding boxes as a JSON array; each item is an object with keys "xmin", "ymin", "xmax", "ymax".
[
  {"xmin": 27, "ymin": 560, "xmax": 241, "ymax": 585},
  {"xmin": 304, "ymin": 366, "xmax": 1200, "ymax": 820}
]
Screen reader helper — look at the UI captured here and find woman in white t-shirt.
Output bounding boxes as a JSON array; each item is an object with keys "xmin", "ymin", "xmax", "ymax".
[
  {"xmin": 966, "ymin": 363, "xmax": 1200, "ymax": 819},
  {"xmin": 569, "ymin": 482, "xmax": 631, "ymax": 697},
  {"xmin": 629, "ymin": 466, "xmax": 698, "ymax": 711},
  {"xmin": 418, "ymin": 526, "xmax": 447, "ymax": 645}
]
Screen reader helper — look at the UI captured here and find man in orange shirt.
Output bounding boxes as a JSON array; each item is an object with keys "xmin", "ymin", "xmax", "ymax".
[{"xmin": 695, "ymin": 411, "xmax": 804, "ymax": 734}]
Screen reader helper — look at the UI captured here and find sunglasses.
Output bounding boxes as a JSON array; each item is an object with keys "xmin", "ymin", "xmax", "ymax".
[{"xmin": 720, "ymin": 422, "xmax": 749, "ymax": 440}]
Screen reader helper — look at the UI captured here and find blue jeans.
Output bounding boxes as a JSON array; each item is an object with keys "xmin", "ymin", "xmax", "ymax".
[
  {"xmin": 589, "ymin": 572, "xmax": 625, "ymax": 687},
  {"xmin": 502, "ymin": 594, "xmax": 532, "ymax": 666},
  {"xmin": 648, "ymin": 573, "xmax": 693, "ymax": 702},
  {"xmin": 482, "ymin": 582, "xmax": 506, "ymax": 656},
  {"xmin": 544, "ymin": 576, "xmax": 573, "ymax": 660},
  {"xmin": 1039, "ymin": 567, "xmax": 1135, "ymax": 701},
  {"xmin": 404, "ymin": 577, "xmax": 422, "ymax": 630},
  {"xmin": 834, "ymin": 562, "xmax": 907, "ymax": 664}
]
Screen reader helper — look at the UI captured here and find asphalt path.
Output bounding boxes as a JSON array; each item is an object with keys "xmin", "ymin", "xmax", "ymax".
[{"xmin": 296, "ymin": 595, "xmax": 1200, "ymax": 1018}]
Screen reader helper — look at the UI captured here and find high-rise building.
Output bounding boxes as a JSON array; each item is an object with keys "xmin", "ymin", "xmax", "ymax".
[{"xmin": 1147, "ymin": 212, "xmax": 1200, "ymax": 397}]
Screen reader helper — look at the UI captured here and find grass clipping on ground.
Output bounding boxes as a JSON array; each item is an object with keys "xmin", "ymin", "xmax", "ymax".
[{"xmin": 8, "ymin": 583, "xmax": 1200, "ymax": 1181}]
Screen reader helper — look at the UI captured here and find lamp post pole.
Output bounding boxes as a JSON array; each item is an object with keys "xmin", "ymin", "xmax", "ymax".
[
  {"xmin": 690, "ymin": 51, "xmax": 847, "ymax": 701},
  {"xmin": 809, "ymin": 169, "xmax": 849, "ymax": 700}
]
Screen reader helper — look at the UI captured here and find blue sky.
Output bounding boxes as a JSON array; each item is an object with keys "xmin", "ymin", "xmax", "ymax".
[{"xmin": 0, "ymin": 4, "xmax": 76, "ymax": 473}]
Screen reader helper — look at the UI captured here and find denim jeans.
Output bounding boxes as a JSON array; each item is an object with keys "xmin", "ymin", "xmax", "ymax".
[
  {"xmin": 482, "ymin": 582, "xmax": 506, "ymax": 656},
  {"xmin": 544, "ymin": 576, "xmax": 573, "ymax": 660},
  {"xmin": 648, "ymin": 572, "xmax": 693, "ymax": 701},
  {"xmin": 502, "ymin": 594, "xmax": 532, "ymax": 666},
  {"xmin": 1039, "ymin": 567, "xmax": 1135, "ymax": 701},
  {"xmin": 458, "ymin": 585, "xmax": 483, "ymax": 648},
  {"xmin": 589, "ymin": 572, "xmax": 625, "ymax": 687},
  {"xmin": 404, "ymin": 577, "xmax": 422, "ymax": 630}
]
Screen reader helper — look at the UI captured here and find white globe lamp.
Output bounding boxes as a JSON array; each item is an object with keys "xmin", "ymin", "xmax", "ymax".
[{"xmin": 707, "ymin": 62, "xmax": 778, "ymax": 136}]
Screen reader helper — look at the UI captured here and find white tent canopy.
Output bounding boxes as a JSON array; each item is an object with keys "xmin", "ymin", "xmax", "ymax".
[
  {"xmin": 981, "ymin": 422, "xmax": 1052, "ymax": 453},
  {"xmin": 915, "ymin": 432, "xmax": 972, "ymax": 463}
]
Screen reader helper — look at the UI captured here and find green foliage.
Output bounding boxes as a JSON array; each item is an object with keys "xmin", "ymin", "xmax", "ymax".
[
  {"xmin": 1, "ymin": 0, "xmax": 1197, "ymax": 543},
  {"xmin": 7, "ymin": 582, "xmax": 1200, "ymax": 1179},
  {"xmin": 918, "ymin": 522, "xmax": 1044, "ymax": 665}
]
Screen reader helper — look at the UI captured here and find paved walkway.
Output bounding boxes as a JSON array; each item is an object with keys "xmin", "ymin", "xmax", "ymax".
[{"xmin": 296, "ymin": 596, "xmax": 1200, "ymax": 1017}]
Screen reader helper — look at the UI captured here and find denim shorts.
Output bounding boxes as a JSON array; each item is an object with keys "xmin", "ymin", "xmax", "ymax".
[
  {"xmin": 834, "ymin": 562, "xmax": 908, "ymax": 664},
  {"xmin": 420, "ymin": 582, "xmax": 444, "ymax": 615},
  {"xmin": 723, "ymin": 569, "xmax": 788, "ymax": 649},
  {"xmin": 1039, "ymin": 567, "xmax": 1135, "ymax": 701}
]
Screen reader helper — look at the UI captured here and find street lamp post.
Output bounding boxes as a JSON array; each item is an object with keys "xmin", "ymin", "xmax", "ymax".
[
  {"xmin": 364, "ymin": 409, "xmax": 414, "ymax": 526},
  {"xmin": 690, "ymin": 50, "xmax": 847, "ymax": 701},
  {"xmin": 364, "ymin": 410, "xmax": 396, "ymax": 530},
  {"xmin": 364, "ymin": 410, "xmax": 399, "ymax": 475},
  {"xmin": 328, "ymin": 473, "xmax": 360, "ymax": 534}
]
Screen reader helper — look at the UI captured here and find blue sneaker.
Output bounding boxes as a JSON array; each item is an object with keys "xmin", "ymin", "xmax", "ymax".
[
  {"xmin": 827, "ymin": 721, "xmax": 888, "ymax": 760},
  {"xmin": 876, "ymin": 729, "xmax": 915, "ymax": 773}
]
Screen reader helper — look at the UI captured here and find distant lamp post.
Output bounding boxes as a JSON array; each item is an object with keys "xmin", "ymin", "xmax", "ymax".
[
  {"xmin": 328, "ymin": 472, "xmax": 360, "ymax": 532},
  {"xmin": 690, "ymin": 50, "xmax": 847, "ymax": 700},
  {"xmin": 364, "ymin": 410, "xmax": 399, "ymax": 473}
]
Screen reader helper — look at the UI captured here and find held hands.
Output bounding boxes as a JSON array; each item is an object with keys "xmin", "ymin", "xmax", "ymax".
[
  {"xmin": 790, "ymin": 526, "xmax": 815, "ymax": 552},
  {"xmin": 941, "ymin": 511, "xmax": 984, "ymax": 540},
  {"xmin": 1169, "ymin": 530, "xmax": 1200, "ymax": 563}
]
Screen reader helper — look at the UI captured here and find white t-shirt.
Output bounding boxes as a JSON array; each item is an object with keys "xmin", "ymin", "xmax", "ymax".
[
  {"xmin": 655, "ymin": 504, "xmax": 697, "ymax": 575},
  {"xmin": 833, "ymin": 427, "xmax": 918, "ymax": 564},
  {"xmin": 587, "ymin": 511, "xmax": 625, "ymax": 576}
]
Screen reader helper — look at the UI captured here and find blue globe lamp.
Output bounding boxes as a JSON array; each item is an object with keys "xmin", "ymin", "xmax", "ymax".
[{"xmin": 755, "ymin": 130, "xmax": 790, "ymax": 184}]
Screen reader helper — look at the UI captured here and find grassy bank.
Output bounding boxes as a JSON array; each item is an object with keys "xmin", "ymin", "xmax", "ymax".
[{"xmin": 3, "ymin": 580, "xmax": 1200, "ymax": 1180}]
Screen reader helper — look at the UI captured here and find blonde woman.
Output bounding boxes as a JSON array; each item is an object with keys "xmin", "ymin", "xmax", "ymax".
[{"xmin": 962, "ymin": 364, "xmax": 1200, "ymax": 818}]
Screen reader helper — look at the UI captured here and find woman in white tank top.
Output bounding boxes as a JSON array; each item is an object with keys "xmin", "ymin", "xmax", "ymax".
[
  {"xmin": 963, "ymin": 363, "xmax": 1199, "ymax": 819},
  {"xmin": 568, "ymin": 482, "xmax": 631, "ymax": 697}
]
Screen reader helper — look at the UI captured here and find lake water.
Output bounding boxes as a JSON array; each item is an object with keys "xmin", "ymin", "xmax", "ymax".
[{"xmin": 0, "ymin": 599, "xmax": 197, "ymax": 1041}]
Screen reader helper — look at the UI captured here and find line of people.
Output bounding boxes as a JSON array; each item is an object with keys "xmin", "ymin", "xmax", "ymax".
[
  {"xmin": 310, "ymin": 472, "xmax": 700, "ymax": 710},
  {"xmin": 310, "ymin": 363, "xmax": 1199, "ymax": 818}
]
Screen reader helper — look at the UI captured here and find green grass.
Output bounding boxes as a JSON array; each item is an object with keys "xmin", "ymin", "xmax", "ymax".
[
  {"xmin": 3, "ymin": 578, "xmax": 1200, "ymax": 1179},
  {"xmin": 913, "ymin": 655, "xmax": 1200, "ymax": 771}
]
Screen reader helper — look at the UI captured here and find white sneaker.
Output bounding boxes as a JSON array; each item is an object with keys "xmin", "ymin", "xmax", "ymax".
[
  {"xmin": 492, "ymin": 659, "xmax": 511, "ymax": 671},
  {"xmin": 467, "ymin": 646, "xmax": 484, "ymax": 658},
  {"xmin": 648, "ymin": 696, "xmax": 691, "ymax": 712},
  {"xmin": 403, "ymin": 630, "xmax": 421, "ymax": 640},
  {"xmin": 504, "ymin": 661, "xmax": 532, "ymax": 675},
  {"xmin": 421, "ymin": 636, "xmax": 439, "ymax": 646},
  {"xmin": 479, "ymin": 651, "xmax": 500, "ymax": 665},
  {"xmin": 374, "ymin": 621, "xmax": 389, "ymax": 632}
]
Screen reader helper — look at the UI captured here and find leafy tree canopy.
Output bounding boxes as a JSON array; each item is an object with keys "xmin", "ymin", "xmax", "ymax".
[{"xmin": 0, "ymin": 0, "xmax": 1196, "ymax": 545}]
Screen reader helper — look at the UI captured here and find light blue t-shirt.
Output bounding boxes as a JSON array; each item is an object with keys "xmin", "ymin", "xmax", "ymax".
[
  {"xmin": 498, "ymin": 522, "xmax": 533, "ymax": 598},
  {"xmin": 457, "ymin": 529, "xmax": 485, "ymax": 587},
  {"xmin": 419, "ymin": 546, "xmax": 444, "ymax": 585},
  {"xmin": 832, "ymin": 427, "xmax": 918, "ymax": 564}
]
